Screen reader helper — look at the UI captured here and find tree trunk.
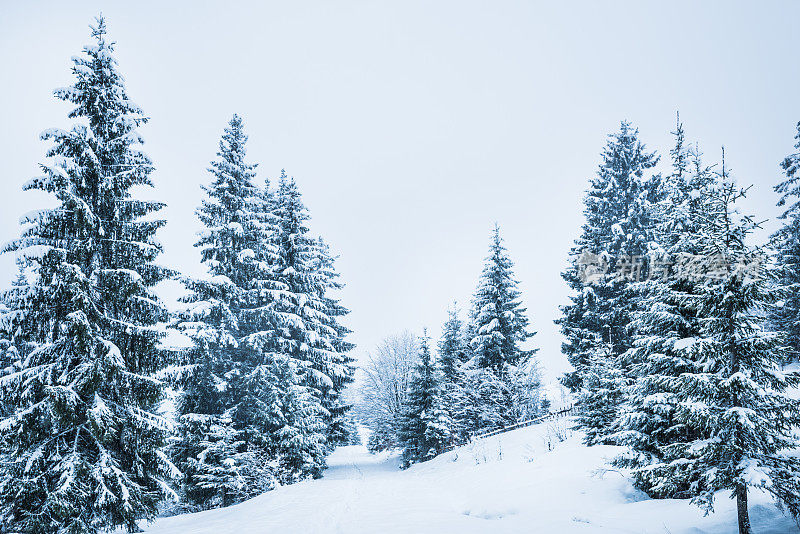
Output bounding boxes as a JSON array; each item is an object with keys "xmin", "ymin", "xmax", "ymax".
[{"xmin": 736, "ymin": 483, "xmax": 751, "ymax": 534}]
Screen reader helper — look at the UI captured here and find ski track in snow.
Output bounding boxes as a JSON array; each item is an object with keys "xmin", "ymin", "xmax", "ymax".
[{"xmin": 141, "ymin": 420, "xmax": 800, "ymax": 534}]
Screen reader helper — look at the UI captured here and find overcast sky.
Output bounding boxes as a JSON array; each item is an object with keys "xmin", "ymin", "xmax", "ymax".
[{"xmin": 2, "ymin": 1, "xmax": 799, "ymax": 382}]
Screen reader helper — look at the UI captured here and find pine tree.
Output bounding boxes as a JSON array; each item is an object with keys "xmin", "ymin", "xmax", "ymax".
[
  {"xmin": 254, "ymin": 354, "xmax": 327, "ymax": 484},
  {"xmin": 172, "ymin": 276, "xmax": 253, "ymax": 510},
  {"xmin": 398, "ymin": 332, "xmax": 453, "ymax": 467},
  {"xmin": 771, "ymin": 120, "xmax": 800, "ymax": 362},
  {"xmin": 174, "ymin": 115, "xmax": 279, "ymax": 508},
  {"xmin": 623, "ymin": 160, "xmax": 800, "ymax": 534},
  {"xmin": 0, "ymin": 263, "xmax": 25, "ymax": 385},
  {"xmin": 438, "ymin": 303, "xmax": 467, "ymax": 383},
  {"xmin": 458, "ymin": 226, "xmax": 539, "ymax": 434},
  {"xmin": 437, "ymin": 304, "xmax": 468, "ymax": 439},
  {"xmin": 557, "ymin": 121, "xmax": 659, "ymax": 391},
  {"xmin": 540, "ymin": 397, "xmax": 551, "ymax": 414},
  {"xmin": 312, "ymin": 237, "xmax": 356, "ymax": 447},
  {"xmin": 0, "ymin": 17, "xmax": 175, "ymax": 533},
  {"xmin": 611, "ymin": 118, "xmax": 717, "ymax": 486},
  {"xmin": 268, "ymin": 174, "xmax": 355, "ymax": 477},
  {"xmin": 469, "ymin": 225, "xmax": 536, "ymax": 374}
]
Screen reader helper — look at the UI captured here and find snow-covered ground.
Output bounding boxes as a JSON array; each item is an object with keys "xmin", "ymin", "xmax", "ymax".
[{"xmin": 141, "ymin": 418, "xmax": 799, "ymax": 533}]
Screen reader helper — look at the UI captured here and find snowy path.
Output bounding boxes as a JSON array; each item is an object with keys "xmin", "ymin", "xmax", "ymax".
[
  {"xmin": 142, "ymin": 446, "xmax": 448, "ymax": 534},
  {"xmin": 141, "ymin": 422, "xmax": 800, "ymax": 534},
  {"xmin": 322, "ymin": 444, "xmax": 402, "ymax": 480}
]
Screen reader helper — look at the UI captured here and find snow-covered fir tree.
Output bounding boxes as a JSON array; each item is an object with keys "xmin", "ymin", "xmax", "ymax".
[
  {"xmin": 622, "ymin": 158, "xmax": 800, "ymax": 534},
  {"xmin": 311, "ymin": 236, "xmax": 356, "ymax": 447},
  {"xmin": 268, "ymin": 173, "xmax": 355, "ymax": 477},
  {"xmin": 176, "ymin": 412, "xmax": 265, "ymax": 510},
  {"xmin": 0, "ymin": 17, "xmax": 175, "ymax": 533},
  {"xmin": 454, "ymin": 351, "xmax": 543, "ymax": 436},
  {"xmin": 469, "ymin": 225, "xmax": 536, "ymax": 374},
  {"xmin": 447, "ymin": 226, "xmax": 540, "ymax": 435},
  {"xmin": 557, "ymin": 121, "xmax": 660, "ymax": 392},
  {"xmin": 174, "ymin": 115, "xmax": 278, "ymax": 508},
  {"xmin": 771, "ymin": 120, "xmax": 800, "ymax": 362},
  {"xmin": 267, "ymin": 355, "xmax": 329, "ymax": 484},
  {"xmin": 436, "ymin": 304, "xmax": 469, "ymax": 440},
  {"xmin": 438, "ymin": 304, "xmax": 467, "ymax": 383},
  {"xmin": 398, "ymin": 332, "xmax": 453, "ymax": 467},
  {"xmin": 0, "ymin": 264, "xmax": 25, "ymax": 385},
  {"xmin": 172, "ymin": 274, "xmax": 265, "ymax": 510},
  {"xmin": 611, "ymin": 119, "xmax": 718, "ymax": 483}
]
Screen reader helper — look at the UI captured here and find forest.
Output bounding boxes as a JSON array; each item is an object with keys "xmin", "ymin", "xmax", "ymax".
[{"xmin": 0, "ymin": 14, "xmax": 799, "ymax": 534}]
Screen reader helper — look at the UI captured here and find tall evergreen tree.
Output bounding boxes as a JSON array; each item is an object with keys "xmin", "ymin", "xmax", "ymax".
[
  {"xmin": 312, "ymin": 236, "xmax": 356, "ymax": 447},
  {"xmin": 557, "ymin": 121, "xmax": 659, "ymax": 391},
  {"xmin": 469, "ymin": 225, "xmax": 536, "ymax": 374},
  {"xmin": 0, "ymin": 17, "xmax": 175, "ymax": 533},
  {"xmin": 623, "ymin": 160, "xmax": 800, "ymax": 534},
  {"xmin": 438, "ymin": 303, "xmax": 466, "ymax": 383},
  {"xmin": 455, "ymin": 226, "xmax": 539, "ymax": 434},
  {"xmin": 175, "ymin": 412, "xmax": 267, "ymax": 511},
  {"xmin": 341, "ymin": 415, "xmax": 362, "ymax": 446},
  {"xmin": 174, "ymin": 115, "xmax": 278, "ymax": 508},
  {"xmin": 434, "ymin": 304, "xmax": 471, "ymax": 441},
  {"xmin": 267, "ymin": 355, "xmax": 328, "ymax": 484},
  {"xmin": 771, "ymin": 120, "xmax": 800, "ymax": 362},
  {"xmin": 268, "ymin": 174, "xmax": 355, "ymax": 477},
  {"xmin": 611, "ymin": 119, "xmax": 716, "ymax": 458},
  {"xmin": 398, "ymin": 332, "xmax": 453, "ymax": 467}
]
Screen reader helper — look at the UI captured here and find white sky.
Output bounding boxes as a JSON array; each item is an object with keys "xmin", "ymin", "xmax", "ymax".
[{"xmin": 2, "ymin": 1, "xmax": 799, "ymax": 382}]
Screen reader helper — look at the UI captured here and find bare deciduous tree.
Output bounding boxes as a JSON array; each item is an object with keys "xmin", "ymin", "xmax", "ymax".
[{"xmin": 354, "ymin": 331, "xmax": 419, "ymax": 451}]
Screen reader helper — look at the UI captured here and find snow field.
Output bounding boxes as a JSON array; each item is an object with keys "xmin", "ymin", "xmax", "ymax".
[{"xmin": 141, "ymin": 418, "xmax": 800, "ymax": 533}]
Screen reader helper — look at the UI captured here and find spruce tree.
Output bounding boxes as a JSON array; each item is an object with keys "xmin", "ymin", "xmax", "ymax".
[
  {"xmin": 340, "ymin": 415, "xmax": 362, "ymax": 446},
  {"xmin": 771, "ymin": 120, "xmax": 800, "ymax": 362},
  {"xmin": 469, "ymin": 225, "xmax": 535, "ymax": 374},
  {"xmin": 174, "ymin": 115, "xmax": 278, "ymax": 508},
  {"xmin": 0, "ymin": 17, "xmax": 174, "ymax": 533},
  {"xmin": 312, "ymin": 236, "xmax": 356, "ymax": 447},
  {"xmin": 438, "ymin": 304, "xmax": 466, "ymax": 383},
  {"xmin": 624, "ymin": 161, "xmax": 800, "ymax": 534},
  {"xmin": 398, "ymin": 332, "xmax": 453, "ymax": 467},
  {"xmin": 0, "ymin": 264, "xmax": 25, "ymax": 384},
  {"xmin": 437, "ymin": 304, "xmax": 468, "ymax": 440},
  {"xmin": 176, "ymin": 413, "xmax": 264, "ymax": 510},
  {"xmin": 611, "ymin": 119, "xmax": 717, "ymax": 483},
  {"xmin": 173, "ymin": 275, "xmax": 259, "ymax": 510},
  {"xmin": 558, "ymin": 122, "xmax": 661, "ymax": 445},
  {"xmin": 459, "ymin": 226, "xmax": 539, "ymax": 434},
  {"xmin": 266, "ymin": 355, "xmax": 328, "ymax": 484},
  {"xmin": 269, "ymin": 174, "xmax": 355, "ymax": 477},
  {"xmin": 557, "ymin": 121, "xmax": 659, "ymax": 391}
]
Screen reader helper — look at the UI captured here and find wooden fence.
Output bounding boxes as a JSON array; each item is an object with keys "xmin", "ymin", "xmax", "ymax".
[{"xmin": 438, "ymin": 404, "xmax": 575, "ymax": 455}]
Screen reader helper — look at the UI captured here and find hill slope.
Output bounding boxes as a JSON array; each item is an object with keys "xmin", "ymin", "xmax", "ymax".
[{"xmin": 141, "ymin": 419, "xmax": 798, "ymax": 533}]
